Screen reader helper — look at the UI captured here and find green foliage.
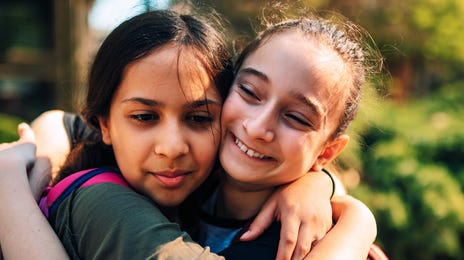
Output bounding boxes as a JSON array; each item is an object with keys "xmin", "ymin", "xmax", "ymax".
[
  {"xmin": 411, "ymin": 0, "xmax": 464, "ymax": 63},
  {"xmin": 0, "ymin": 113, "xmax": 23, "ymax": 142},
  {"xmin": 344, "ymin": 81, "xmax": 464, "ymax": 260}
]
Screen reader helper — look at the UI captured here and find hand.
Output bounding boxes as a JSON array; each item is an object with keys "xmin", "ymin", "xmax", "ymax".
[
  {"xmin": 0, "ymin": 123, "xmax": 68, "ymax": 260},
  {"xmin": 0, "ymin": 123, "xmax": 36, "ymax": 169},
  {"xmin": 28, "ymin": 156, "xmax": 52, "ymax": 201},
  {"xmin": 240, "ymin": 171, "xmax": 333, "ymax": 260},
  {"xmin": 0, "ymin": 123, "xmax": 51, "ymax": 200}
]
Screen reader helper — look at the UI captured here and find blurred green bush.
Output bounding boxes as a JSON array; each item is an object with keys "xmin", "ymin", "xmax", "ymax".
[
  {"xmin": 341, "ymin": 81, "xmax": 464, "ymax": 260},
  {"xmin": 0, "ymin": 113, "xmax": 24, "ymax": 142}
]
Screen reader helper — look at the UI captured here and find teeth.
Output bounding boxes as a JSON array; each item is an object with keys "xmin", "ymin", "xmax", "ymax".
[{"xmin": 235, "ymin": 138, "xmax": 266, "ymax": 159}]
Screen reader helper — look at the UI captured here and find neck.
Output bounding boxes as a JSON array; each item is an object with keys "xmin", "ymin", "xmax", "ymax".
[
  {"xmin": 159, "ymin": 206, "xmax": 179, "ymax": 222},
  {"xmin": 216, "ymin": 172, "xmax": 274, "ymax": 220}
]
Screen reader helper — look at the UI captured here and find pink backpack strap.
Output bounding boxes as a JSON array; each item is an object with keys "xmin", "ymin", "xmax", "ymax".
[{"xmin": 39, "ymin": 167, "xmax": 129, "ymax": 218}]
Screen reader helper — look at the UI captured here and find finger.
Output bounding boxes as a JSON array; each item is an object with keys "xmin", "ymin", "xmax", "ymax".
[
  {"xmin": 28, "ymin": 156, "xmax": 52, "ymax": 201},
  {"xmin": 276, "ymin": 213, "xmax": 299, "ymax": 260},
  {"xmin": 291, "ymin": 223, "xmax": 317, "ymax": 260},
  {"xmin": 240, "ymin": 199, "xmax": 277, "ymax": 241},
  {"xmin": 18, "ymin": 123, "xmax": 36, "ymax": 169},
  {"xmin": 17, "ymin": 123, "xmax": 35, "ymax": 143}
]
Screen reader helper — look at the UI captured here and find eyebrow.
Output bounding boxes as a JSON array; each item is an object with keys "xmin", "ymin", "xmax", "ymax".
[
  {"xmin": 289, "ymin": 91, "xmax": 326, "ymax": 129},
  {"xmin": 122, "ymin": 97, "xmax": 160, "ymax": 106},
  {"xmin": 121, "ymin": 97, "xmax": 221, "ymax": 109},
  {"xmin": 237, "ymin": 67, "xmax": 269, "ymax": 82},
  {"xmin": 184, "ymin": 98, "xmax": 221, "ymax": 109}
]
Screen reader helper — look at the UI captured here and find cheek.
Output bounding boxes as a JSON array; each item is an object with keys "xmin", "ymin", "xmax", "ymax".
[
  {"xmin": 109, "ymin": 122, "xmax": 151, "ymax": 169},
  {"xmin": 221, "ymin": 94, "xmax": 243, "ymax": 126},
  {"xmin": 111, "ymin": 138, "xmax": 140, "ymax": 173},
  {"xmin": 192, "ymin": 127, "xmax": 220, "ymax": 169},
  {"xmin": 284, "ymin": 136, "xmax": 318, "ymax": 171}
]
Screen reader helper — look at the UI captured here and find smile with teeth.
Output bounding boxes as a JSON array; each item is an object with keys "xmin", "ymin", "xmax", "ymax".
[{"xmin": 235, "ymin": 137, "xmax": 269, "ymax": 159}]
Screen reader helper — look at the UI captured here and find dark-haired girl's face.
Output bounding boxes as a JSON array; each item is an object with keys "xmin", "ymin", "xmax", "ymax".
[{"xmin": 99, "ymin": 44, "xmax": 222, "ymax": 207}]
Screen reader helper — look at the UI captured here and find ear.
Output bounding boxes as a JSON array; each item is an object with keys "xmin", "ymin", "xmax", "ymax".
[
  {"xmin": 98, "ymin": 117, "xmax": 112, "ymax": 145},
  {"xmin": 311, "ymin": 134, "xmax": 349, "ymax": 172}
]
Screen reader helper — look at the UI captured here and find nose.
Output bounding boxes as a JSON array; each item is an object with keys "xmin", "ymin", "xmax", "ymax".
[
  {"xmin": 154, "ymin": 120, "xmax": 189, "ymax": 159},
  {"xmin": 242, "ymin": 108, "xmax": 275, "ymax": 142}
]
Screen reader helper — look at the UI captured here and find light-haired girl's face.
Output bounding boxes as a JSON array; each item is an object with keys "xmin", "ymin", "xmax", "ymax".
[
  {"xmin": 220, "ymin": 31, "xmax": 349, "ymax": 190},
  {"xmin": 100, "ymin": 44, "xmax": 222, "ymax": 207}
]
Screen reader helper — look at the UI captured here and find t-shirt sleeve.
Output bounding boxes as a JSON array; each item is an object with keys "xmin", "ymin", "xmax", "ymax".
[
  {"xmin": 53, "ymin": 183, "xmax": 198, "ymax": 260},
  {"xmin": 151, "ymin": 237, "xmax": 224, "ymax": 260},
  {"xmin": 62, "ymin": 112, "xmax": 101, "ymax": 147}
]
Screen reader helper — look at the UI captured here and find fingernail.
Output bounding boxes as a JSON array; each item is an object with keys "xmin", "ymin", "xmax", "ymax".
[{"xmin": 240, "ymin": 231, "xmax": 250, "ymax": 240}]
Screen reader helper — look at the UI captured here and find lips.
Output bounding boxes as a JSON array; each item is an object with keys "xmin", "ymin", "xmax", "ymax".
[
  {"xmin": 150, "ymin": 170, "xmax": 190, "ymax": 188},
  {"xmin": 233, "ymin": 136, "xmax": 272, "ymax": 160}
]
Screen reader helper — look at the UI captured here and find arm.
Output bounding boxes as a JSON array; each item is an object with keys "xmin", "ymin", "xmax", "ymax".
[
  {"xmin": 151, "ymin": 237, "xmax": 224, "ymax": 259},
  {"xmin": 0, "ymin": 123, "xmax": 68, "ymax": 259},
  {"xmin": 30, "ymin": 110, "xmax": 70, "ymax": 180},
  {"xmin": 306, "ymin": 195, "xmax": 377, "ymax": 260},
  {"xmin": 242, "ymin": 170, "xmax": 376, "ymax": 260},
  {"xmin": 242, "ymin": 170, "xmax": 337, "ymax": 260}
]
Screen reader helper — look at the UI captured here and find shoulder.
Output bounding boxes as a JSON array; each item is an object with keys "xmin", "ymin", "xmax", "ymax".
[
  {"xmin": 62, "ymin": 112, "xmax": 101, "ymax": 145},
  {"xmin": 54, "ymin": 183, "xmax": 194, "ymax": 259},
  {"xmin": 71, "ymin": 183, "xmax": 162, "ymax": 222}
]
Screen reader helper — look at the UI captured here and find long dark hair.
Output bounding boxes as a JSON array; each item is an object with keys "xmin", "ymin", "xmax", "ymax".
[{"xmin": 55, "ymin": 9, "xmax": 233, "ymax": 183}]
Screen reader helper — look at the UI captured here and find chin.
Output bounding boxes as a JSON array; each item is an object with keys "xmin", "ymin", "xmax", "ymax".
[
  {"xmin": 158, "ymin": 199, "xmax": 183, "ymax": 208},
  {"xmin": 153, "ymin": 193, "xmax": 186, "ymax": 208}
]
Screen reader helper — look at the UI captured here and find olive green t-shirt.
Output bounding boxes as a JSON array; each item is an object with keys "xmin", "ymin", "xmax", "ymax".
[{"xmin": 50, "ymin": 183, "xmax": 204, "ymax": 259}]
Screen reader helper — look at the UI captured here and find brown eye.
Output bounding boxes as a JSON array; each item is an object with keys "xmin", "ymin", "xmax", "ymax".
[
  {"xmin": 186, "ymin": 114, "xmax": 213, "ymax": 124},
  {"xmin": 131, "ymin": 113, "xmax": 159, "ymax": 122}
]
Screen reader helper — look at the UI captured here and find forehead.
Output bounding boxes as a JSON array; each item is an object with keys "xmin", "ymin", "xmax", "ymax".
[
  {"xmin": 246, "ymin": 31, "xmax": 349, "ymax": 112},
  {"xmin": 121, "ymin": 44, "xmax": 220, "ymax": 100},
  {"xmin": 257, "ymin": 31, "xmax": 346, "ymax": 87}
]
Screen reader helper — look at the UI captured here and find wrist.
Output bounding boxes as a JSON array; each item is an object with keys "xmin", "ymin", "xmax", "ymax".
[
  {"xmin": 321, "ymin": 168, "xmax": 335, "ymax": 199},
  {"xmin": 297, "ymin": 171, "xmax": 333, "ymax": 199},
  {"xmin": 0, "ymin": 159, "xmax": 30, "ymax": 190}
]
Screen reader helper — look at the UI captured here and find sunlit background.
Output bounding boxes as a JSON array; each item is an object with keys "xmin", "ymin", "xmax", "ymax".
[
  {"xmin": 89, "ymin": 0, "xmax": 170, "ymax": 32},
  {"xmin": 1, "ymin": 1, "xmax": 463, "ymax": 259}
]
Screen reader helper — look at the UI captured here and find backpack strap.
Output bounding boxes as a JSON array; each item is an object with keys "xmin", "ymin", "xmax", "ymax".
[{"xmin": 39, "ymin": 167, "xmax": 129, "ymax": 218}]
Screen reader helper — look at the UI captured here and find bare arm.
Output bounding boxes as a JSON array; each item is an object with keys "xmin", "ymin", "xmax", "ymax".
[
  {"xmin": 243, "ymin": 170, "xmax": 338, "ymax": 260},
  {"xmin": 0, "ymin": 124, "xmax": 69, "ymax": 259},
  {"xmin": 306, "ymin": 195, "xmax": 377, "ymax": 260},
  {"xmin": 241, "ymin": 169, "xmax": 375, "ymax": 260},
  {"xmin": 30, "ymin": 110, "xmax": 71, "ymax": 181}
]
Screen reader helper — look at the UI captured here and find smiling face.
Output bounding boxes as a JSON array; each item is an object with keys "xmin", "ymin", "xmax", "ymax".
[
  {"xmin": 99, "ymin": 44, "xmax": 222, "ymax": 207},
  {"xmin": 219, "ymin": 31, "xmax": 349, "ymax": 190}
]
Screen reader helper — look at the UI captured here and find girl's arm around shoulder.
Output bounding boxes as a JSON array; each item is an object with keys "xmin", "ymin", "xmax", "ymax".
[
  {"xmin": 306, "ymin": 195, "xmax": 377, "ymax": 260},
  {"xmin": 0, "ymin": 123, "xmax": 68, "ymax": 259},
  {"xmin": 150, "ymin": 237, "xmax": 224, "ymax": 260},
  {"xmin": 242, "ymin": 170, "xmax": 339, "ymax": 259}
]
